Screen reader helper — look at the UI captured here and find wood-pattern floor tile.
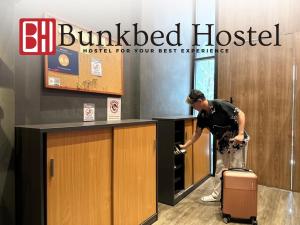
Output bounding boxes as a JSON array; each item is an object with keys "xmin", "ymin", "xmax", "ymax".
[{"xmin": 154, "ymin": 178, "xmax": 300, "ymax": 225}]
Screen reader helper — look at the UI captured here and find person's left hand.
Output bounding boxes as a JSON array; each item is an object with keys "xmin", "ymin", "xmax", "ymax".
[{"xmin": 232, "ymin": 134, "xmax": 244, "ymax": 144}]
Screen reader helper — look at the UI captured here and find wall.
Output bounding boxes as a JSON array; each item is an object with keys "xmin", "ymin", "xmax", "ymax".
[
  {"xmin": 14, "ymin": 0, "xmax": 142, "ymax": 125},
  {"xmin": 0, "ymin": 0, "xmax": 196, "ymax": 223},
  {"xmin": 0, "ymin": 0, "xmax": 16, "ymax": 224},
  {"xmin": 1, "ymin": 0, "xmax": 143, "ymax": 224},
  {"xmin": 139, "ymin": 0, "xmax": 194, "ymax": 118},
  {"xmin": 217, "ymin": 0, "xmax": 300, "ymax": 190}
]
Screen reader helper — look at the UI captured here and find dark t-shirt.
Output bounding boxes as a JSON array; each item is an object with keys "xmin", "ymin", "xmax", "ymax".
[{"xmin": 197, "ymin": 99, "xmax": 248, "ymax": 153}]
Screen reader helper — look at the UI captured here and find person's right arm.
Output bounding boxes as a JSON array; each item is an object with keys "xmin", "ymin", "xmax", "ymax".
[{"xmin": 179, "ymin": 127, "xmax": 202, "ymax": 149}]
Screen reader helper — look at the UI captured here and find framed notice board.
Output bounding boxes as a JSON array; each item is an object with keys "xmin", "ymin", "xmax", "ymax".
[{"xmin": 44, "ymin": 15, "xmax": 124, "ymax": 95}]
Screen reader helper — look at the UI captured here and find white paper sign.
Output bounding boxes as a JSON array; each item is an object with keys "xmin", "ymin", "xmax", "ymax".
[
  {"xmin": 107, "ymin": 98, "xmax": 121, "ymax": 121},
  {"xmin": 91, "ymin": 58, "xmax": 102, "ymax": 76},
  {"xmin": 83, "ymin": 103, "xmax": 95, "ymax": 122},
  {"xmin": 48, "ymin": 77, "xmax": 61, "ymax": 86}
]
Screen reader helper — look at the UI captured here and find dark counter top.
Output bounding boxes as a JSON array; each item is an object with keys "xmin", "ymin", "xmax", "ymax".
[
  {"xmin": 153, "ymin": 115, "xmax": 196, "ymax": 121},
  {"xmin": 15, "ymin": 119, "xmax": 157, "ymax": 133}
]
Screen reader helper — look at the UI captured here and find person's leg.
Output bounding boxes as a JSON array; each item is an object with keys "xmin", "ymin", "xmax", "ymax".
[{"xmin": 201, "ymin": 150, "xmax": 230, "ymax": 202}]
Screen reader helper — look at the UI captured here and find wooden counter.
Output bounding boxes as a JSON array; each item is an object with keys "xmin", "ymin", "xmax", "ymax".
[{"xmin": 16, "ymin": 119, "xmax": 157, "ymax": 225}]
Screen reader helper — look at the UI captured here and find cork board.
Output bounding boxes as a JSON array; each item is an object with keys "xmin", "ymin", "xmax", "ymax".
[{"xmin": 44, "ymin": 16, "xmax": 124, "ymax": 95}]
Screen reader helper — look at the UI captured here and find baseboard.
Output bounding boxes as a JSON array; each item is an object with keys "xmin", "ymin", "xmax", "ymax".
[
  {"xmin": 174, "ymin": 174, "xmax": 212, "ymax": 205},
  {"xmin": 141, "ymin": 213, "xmax": 158, "ymax": 225}
]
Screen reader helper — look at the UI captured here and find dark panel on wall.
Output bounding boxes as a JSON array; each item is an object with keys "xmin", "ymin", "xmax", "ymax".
[
  {"xmin": 1, "ymin": 1, "xmax": 143, "ymax": 225},
  {"xmin": 14, "ymin": 53, "xmax": 140, "ymax": 125},
  {"xmin": 0, "ymin": 0, "xmax": 16, "ymax": 224},
  {"xmin": 14, "ymin": 0, "xmax": 142, "ymax": 125},
  {"xmin": 139, "ymin": 0, "xmax": 194, "ymax": 118}
]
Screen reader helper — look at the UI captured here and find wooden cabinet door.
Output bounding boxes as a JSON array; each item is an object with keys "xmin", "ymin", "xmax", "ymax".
[
  {"xmin": 47, "ymin": 129, "xmax": 113, "ymax": 225},
  {"xmin": 113, "ymin": 124, "xmax": 156, "ymax": 225},
  {"xmin": 193, "ymin": 120, "xmax": 210, "ymax": 184},
  {"xmin": 217, "ymin": 0, "xmax": 300, "ymax": 191},
  {"xmin": 184, "ymin": 120, "xmax": 193, "ymax": 189},
  {"xmin": 293, "ymin": 32, "xmax": 300, "ymax": 192},
  {"xmin": 218, "ymin": 35, "xmax": 293, "ymax": 190},
  {"xmin": 217, "ymin": 0, "xmax": 293, "ymax": 36},
  {"xmin": 291, "ymin": 0, "xmax": 300, "ymax": 33}
]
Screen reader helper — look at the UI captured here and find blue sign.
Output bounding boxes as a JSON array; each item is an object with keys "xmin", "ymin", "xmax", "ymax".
[{"xmin": 48, "ymin": 47, "xmax": 79, "ymax": 75}]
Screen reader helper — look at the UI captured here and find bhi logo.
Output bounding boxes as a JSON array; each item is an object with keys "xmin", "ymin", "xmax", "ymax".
[{"xmin": 19, "ymin": 18, "xmax": 56, "ymax": 55}]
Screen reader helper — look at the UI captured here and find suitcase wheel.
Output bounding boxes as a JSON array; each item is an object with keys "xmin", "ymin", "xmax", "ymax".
[
  {"xmin": 223, "ymin": 215, "xmax": 231, "ymax": 224},
  {"xmin": 251, "ymin": 217, "xmax": 258, "ymax": 225}
]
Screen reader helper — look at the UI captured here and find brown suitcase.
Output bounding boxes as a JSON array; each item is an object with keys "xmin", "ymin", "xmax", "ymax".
[{"xmin": 221, "ymin": 168, "xmax": 258, "ymax": 225}]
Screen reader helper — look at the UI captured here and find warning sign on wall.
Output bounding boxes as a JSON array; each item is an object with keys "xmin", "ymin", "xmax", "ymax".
[{"xmin": 107, "ymin": 97, "xmax": 121, "ymax": 121}]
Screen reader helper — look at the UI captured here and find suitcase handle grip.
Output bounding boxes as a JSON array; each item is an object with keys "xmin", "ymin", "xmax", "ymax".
[{"xmin": 229, "ymin": 167, "xmax": 252, "ymax": 172}]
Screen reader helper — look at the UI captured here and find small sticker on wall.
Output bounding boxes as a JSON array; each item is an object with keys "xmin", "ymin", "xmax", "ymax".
[
  {"xmin": 48, "ymin": 77, "xmax": 61, "ymax": 86},
  {"xmin": 83, "ymin": 103, "xmax": 95, "ymax": 122}
]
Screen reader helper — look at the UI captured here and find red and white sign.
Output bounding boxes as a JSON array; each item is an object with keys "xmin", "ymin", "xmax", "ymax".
[
  {"xmin": 107, "ymin": 98, "xmax": 121, "ymax": 121},
  {"xmin": 19, "ymin": 18, "xmax": 56, "ymax": 55}
]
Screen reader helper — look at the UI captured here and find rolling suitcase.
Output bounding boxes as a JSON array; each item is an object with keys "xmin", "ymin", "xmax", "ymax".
[{"xmin": 221, "ymin": 168, "xmax": 258, "ymax": 225}]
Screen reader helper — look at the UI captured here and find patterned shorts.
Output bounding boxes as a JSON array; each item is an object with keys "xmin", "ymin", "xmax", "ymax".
[{"xmin": 217, "ymin": 130, "xmax": 249, "ymax": 154}]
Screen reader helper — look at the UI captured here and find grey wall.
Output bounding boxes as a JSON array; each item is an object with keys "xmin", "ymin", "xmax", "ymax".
[
  {"xmin": 139, "ymin": 0, "xmax": 195, "ymax": 118},
  {"xmin": 14, "ymin": 0, "xmax": 142, "ymax": 125},
  {"xmin": 1, "ymin": 0, "xmax": 143, "ymax": 224},
  {"xmin": 0, "ymin": 0, "xmax": 194, "ymax": 224},
  {"xmin": 0, "ymin": 0, "xmax": 16, "ymax": 224}
]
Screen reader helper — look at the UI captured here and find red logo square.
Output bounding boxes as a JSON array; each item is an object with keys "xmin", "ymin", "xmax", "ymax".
[{"xmin": 19, "ymin": 18, "xmax": 56, "ymax": 55}]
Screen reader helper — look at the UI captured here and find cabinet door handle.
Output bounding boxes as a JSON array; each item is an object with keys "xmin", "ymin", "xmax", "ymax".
[
  {"xmin": 185, "ymin": 131, "xmax": 187, "ymax": 141},
  {"xmin": 153, "ymin": 140, "xmax": 156, "ymax": 151},
  {"xmin": 50, "ymin": 159, "xmax": 55, "ymax": 177}
]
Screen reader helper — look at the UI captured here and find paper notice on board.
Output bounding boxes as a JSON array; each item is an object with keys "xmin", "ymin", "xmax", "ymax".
[
  {"xmin": 48, "ymin": 77, "xmax": 61, "ymax": 86},
  {"xmin": 91, "ymin": 58, "xmax": 102, "ymax": 76}
]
